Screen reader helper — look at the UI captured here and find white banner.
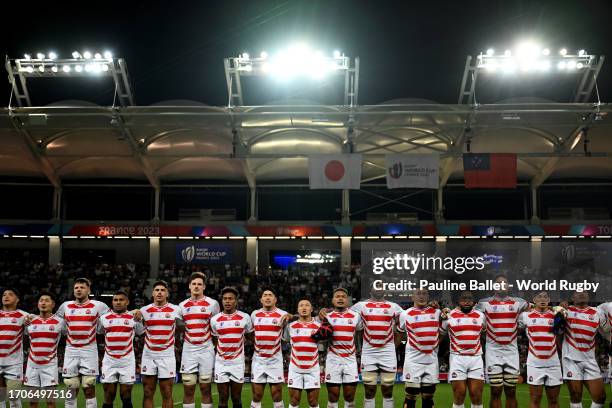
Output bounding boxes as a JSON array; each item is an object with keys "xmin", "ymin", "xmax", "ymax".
[
  {"xmin": 308, "ymin": 154, "xmax": 362, "ymax": 189},
  {"xmin": 385, "ymin": 154, "xmax": 439, "ymax": 189}
]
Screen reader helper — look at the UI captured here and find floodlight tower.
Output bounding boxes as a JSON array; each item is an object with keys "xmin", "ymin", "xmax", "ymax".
[
  {"xmin": 5, "ymin": 50, "xmax": 134, "ymax": 107},
  {"xmin": 223, "ymin": 45, "xmax": 359, "ymax": 107},
  {"xmin": 458, "ymin": 43, "xmax": 605, "ymax": 104}
]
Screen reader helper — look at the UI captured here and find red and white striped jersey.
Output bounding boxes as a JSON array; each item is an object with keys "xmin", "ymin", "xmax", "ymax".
[
  {"xmin": 210, "ymin": 311, "xmax": 253, "ymax": 363},
  {"xmin": 598, "ymin": 302, "xmax": 612, "ymax": 328},
  {"xmin": 562, "ymin": 305, "xmax": 607, "ymax": 362},
  {"xmin": 518, "ymin": 310, "xmax": 559, "ymax": 367},
  {"xmin": 26, "ymin": 315, "xmax": 65, "ymax": 365},
  {"xmin": 251, "ymin": 308, "xmax": 287, "ymax": 359},
  {"xmin": 141, "ymin": 303, "xmax": 182, "ymax": 357},
  {"xmin": 56, "ymin": 300, "xmax": 109, "ymax": 349},
  {"xmin": 441, "ymin": 308, "xmax": 485, "ymax": 356},
  {"xmin": 179, "ymin": 296, "xmax": 219, "ymax": 348},
  {"xmin": 0, "ymin": 309, "xmax": 27, "ymax": 365},
  {"xmin": 351, "ymin": 300, "xmax": 402, "ymax": 348},
  {"xmin": 476, "ymin": 296, "xmax": 527, "ymax": 350},
  {"xmin": 284, "ymin": 319, "xmax": 321, "ymax": 372},
  {"xmin": 99, "ymin": 312, "xmax": 145, "ymax": 359},
  {"xmin": 327, "ymin": 309, "xmax": 361, "ymax": 359},
  {"xmin": 398, "ymin": 306, "xmax": 441, "ymax": 364}
]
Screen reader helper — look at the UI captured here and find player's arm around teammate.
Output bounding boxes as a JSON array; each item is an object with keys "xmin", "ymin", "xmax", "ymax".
[{"xmin": 0, "ymin": 288, "xmax": 27, "ymax": 408}]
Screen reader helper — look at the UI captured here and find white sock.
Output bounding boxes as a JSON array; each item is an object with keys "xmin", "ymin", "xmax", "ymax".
[
  {"xmin": 571, "ymin": 404, "xmax": 583, "ymax": 408},
  {"xmin": 383, "ymin": 398, "xmax": 394, "ymax": 408},
  {"xmin": 364, "ymin": 398, "xmax": 376, "ymax": 408},
  {"xmin": 289, "ymin": 405, "xmax": 299, "ymax": 408},
  {"xmin": 202, "ymin": 405, "xmax": 213, "ymax": 408},
  {"xmin": 65, "ymin": 398, "xmax": 77, "ymax": 408},
  {"xmin": 346, "ymin": 402, "xmax": 355, "ymax": 408},
  {"xmin": 251, "ymin": 402, "xmax": 262, "ymax": 408},
  {"xmin": 328, "ymin": 403, "xmax": 338, "ymax": 408},
  {"xmin": 273, "ymin": 403, "xmax": 284, "ymax": 408},
  {"xmin": 592, "ymin": 403, "xmax": 604, "ymax": 408},
  {"xmin": 8, "ymin": 400, "xmax": 22, "ymax": 408},
  {"xmin": 472, "ymin": 405, "xmax": 483, "ymax": 408},
  {"xmin": 86, "ymin": 397, "xmax": 97, "ymax": 408},
  {"xmin": 184, "ymin": 404, "xmax": 196, "ymax": 408},
  {"xmin": 309, "ymin": 406, "xmax": 319, "ymax": 408},
  {"xmin": 453, "ymin": 404, "xmax": 465, "ymax": 408}
]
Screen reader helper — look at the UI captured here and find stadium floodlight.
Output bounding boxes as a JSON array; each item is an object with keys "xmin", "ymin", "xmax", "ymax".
[
  {"xmin": 458, "ymin": 42, "xmax": 605, "ymax": 104},
  {"xmin": 224, "ymin": 43, "xmax": 359, "ymax": 106},
  {"xmin": 5, "ymin": 50, "xmax": 134, "ymax": 107}
]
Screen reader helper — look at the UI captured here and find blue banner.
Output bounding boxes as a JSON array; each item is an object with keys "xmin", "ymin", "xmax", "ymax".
[{"xmin": 175, "ymin": 244, "xmax": 233, "ymax": 264}]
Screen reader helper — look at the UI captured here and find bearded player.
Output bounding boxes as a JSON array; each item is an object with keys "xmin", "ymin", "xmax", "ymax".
[
  {"xmin": 178, "ymin": 272, "xmax": 220, "ymax": 408},
  {"xmin": 475, "ymin": 275, "xmax": 527, "ymax": 408},
  {"xmin": 55, "ymin": 278, "xmax": 110, "ymax": 408},
  {"xmin": 250, "ymin": 287, "xmax": 290, "ymax": 408},
  {"xmin": 398, "ymin": 289, "xmax": 441, "ymax": 408},
  {"xmin": 351, "ymin": 289, "xmax": 403, "ymax": 408}
]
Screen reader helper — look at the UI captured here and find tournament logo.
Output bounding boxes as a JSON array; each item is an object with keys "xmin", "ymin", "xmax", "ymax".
[
  {"xmin": 143, "ymin": 367, "xmax": 147, "ymax": 372},
  {"xmin": 288, "ymin": 379, "xmax": 293, "ymax": 385},
  {"xmin": 567, "ymin": 371, "xmax": 572, "ymax": 378},
  {"xmin": 182, "ymin": 245, "xmax": 196, "ymax": 263},
  {"xmin": 326, "ymin": 374, "xmax": 331, "ymax": 380},
  {"xmin": 529, "ymin": 376, "xmax": 533, "ymax": 382},
  {"xmin": 388, "ymin": 162, "xmax": 403, "ymax": 179},
  {"xmin": 451, "ymin": 372, "xmax": 457, "ymax": 378},
  {"xmin": 405, "ymin": 373, "xmax": 411, "ymax": 379}
]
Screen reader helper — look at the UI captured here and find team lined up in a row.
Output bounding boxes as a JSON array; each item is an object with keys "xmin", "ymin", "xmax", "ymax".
[{"xmin": 0, "ymin": 273, "xmax": 611, "ymax": 408}]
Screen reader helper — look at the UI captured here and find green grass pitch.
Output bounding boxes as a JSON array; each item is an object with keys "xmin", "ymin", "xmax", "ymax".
[{"xmin": 50, "ymin": 382, "xmax": 611, "ymax": 407}]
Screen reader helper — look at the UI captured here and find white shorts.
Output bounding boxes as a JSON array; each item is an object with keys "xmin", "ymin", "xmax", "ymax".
[
  {"xmin": 141, "ymin": 355, "xmax": 176, "ymax": 380},
  {"xmin": 288, "ymin": 366, "xmax": 320, "ymax": 389},
  {"xmin": 527, "ymin": 364, "xmax": 563, "ymax": 386},
  {"xmin": 402, "ymin": 360, "xmax": 439, "ymax": 384},
  {"xmin": 62, "ymin": 346, "xmax": 98, "ymax": 377},
  {"xmin": 0, "ymin": 363, "xmax": 23, "ymax": 381},
  {"xmin": 251, "ymin": 356, "xmax": 284, "ymax": 384},
  {"xmin": 360, "ymin": 345, "xmax": 397, "ymax": 373},
  {"xmin": 563, "ymin": 357, "xmax": 602, "ymax": 381},
  {"xmin": 101, "ymin": 354, "xmax": 136, "ymax": 384},
  {"xmin": 325, "ymin": 355, "xmax": 359, "ymax": 384},
  {"xmin": 25, "ymin": 362, "xmax": 57, "ymax": 387},
  {"xmin": 181, "ymin": 346, "xmax": 215, "ymax": 376},
  {"xmin": 214, "ymin": 359, "xmax": 245, "ymax": 384},
  {"xmin": 449, "ymin": 354, "xmax": 484, "ymax": 381},
  {"xmin": 485, "ymin": 347, "xmax": 520, "ymax": 376}
]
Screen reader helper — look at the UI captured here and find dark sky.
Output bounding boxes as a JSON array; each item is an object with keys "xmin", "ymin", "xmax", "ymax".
[{"xmin": 2, "ymin": 0, "xmax": 612, "ymax": 106}]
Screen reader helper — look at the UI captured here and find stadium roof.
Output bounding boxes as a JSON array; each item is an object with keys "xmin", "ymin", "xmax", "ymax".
[{"xmin": 1, "ymin": 98, "xmax": 611, "ymax": 187}]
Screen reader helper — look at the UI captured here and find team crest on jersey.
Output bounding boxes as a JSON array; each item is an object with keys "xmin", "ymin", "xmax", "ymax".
[
  {"xmin": 49, "ymin": 326, "xmax": 54, "ymax": 331},
  {"xmin": 32, "ymin": 325, "xmax": 38, "ymax": 330},
  {"xmin": 589, "ymin": 315, "xmax": 594, "ymax": 320},
  {"xmin": 369, "ymin": 309, "xmax": 373, "ymax": 313},
  {"xmin": 548, "ymin": 319, "xmax": 553, "ymax": 324},
  {"xmin": 11, "ymin": 318, "xmax": 17, "ymax": 323},
  {"xmin": 234, "ymin": 321, "xmax": 240, "ymax": 327},
  {"xmin": 383, "ymin": 309, "xmax": 389, "ymax": 314},
  {"xmin": 86, "ymin": 310, "xmax": 91, "ymax": 314},
  {"xmin": 124, "ymin": 320, "xmax": 129, "ymax": 325},
  {"xmin": 509, "ymin": 305, "xmax": 514, "ymax": 311},
  {"xmin": 272, "ymin": 319, "xmax": 278, "ymax": 325},
  {"xmin": 149, "ymin": 313, "xmax": 154, "ymax": 318},
  {"xmin": 472, "ymin": 319, "xmax": 477, "ymax": 324},
  {"xmin": 71, "ymin": 310, "xmax": 75, "ymax": 314},
  {"xmin": 348, "ymin": 319, "xmax": 353, "ymax": 324},
  {"xmin": 165, "ymin": 313, "xmax": 171, "ymax": 318}
]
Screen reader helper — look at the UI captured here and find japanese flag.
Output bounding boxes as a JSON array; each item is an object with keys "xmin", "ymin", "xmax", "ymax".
[{"xmin": 308, "ymin": 154, "xmax": 362, "ymax": 189}]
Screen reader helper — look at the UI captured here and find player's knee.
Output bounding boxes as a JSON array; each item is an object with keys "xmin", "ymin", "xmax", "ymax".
[
  {"xmin": 182, "ymin": 373, "xmax": 197, "ymax": 386},
  {"xmin": 5, "ymin": 379, "xmax": 21, "ymax": 391},
  {"xmin": 64, "ymin": 377, "xmax": 81, "ymax": 389},
  {"xmin": 421, "ymin": 383, "xmax": 436, "ymax": 398},
  {"xmin": 503, "ymin": 374, "xmax": 519, "ymax": 389},
  {"xmin": 199, "ymin": 374, "xmax": 212, "ymax": 384},
  {"xmin": 362, "ymin": 371, "xmax": 378, "ymax": 386},
  {"xmin": 82, "ymin": 376, "xmax": 96, "ymax": 388},
  {"xmin": 380, "ymin": 372, "xmax": 395, "ymax": 386},
  {"xmin": 489, "ymin": 373, "xmax": 504, "ymax": 388},
  {"xmin": 405, "ymin": 382, "xmax": 420, "ymax": 399}
]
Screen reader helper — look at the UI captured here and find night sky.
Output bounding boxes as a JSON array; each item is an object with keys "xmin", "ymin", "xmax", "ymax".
[{"xmin": 2, "ymin": 0, "xmax": 612, "ymax": 106}]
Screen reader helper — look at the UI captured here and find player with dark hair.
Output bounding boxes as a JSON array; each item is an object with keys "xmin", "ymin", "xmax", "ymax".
[
  {"xmin": 441, "ymin": 291, "xmax": 486, "ymax": 408},
  {"xmin": 140, "ymin": 280, "xmax": 182, "ymax": 408},
  {"xmin": 398, "ymin": 289, "xmax": 441, "ymax": 408},
  {"xmin": 0, "ymin": 288, "xmax": 27, "ymax": 408},
  {"xmin": 319, "ymin": 288, "xmax": 361, "ymax": 408},
  {"xmin": 24, "ymin": 292, "xmax": 65, "ymax": 408},
  {"xmin": 179, "ymin": 272, "xmax": 220, "ymax": 408},
  {"xmin": 55, "ymin": 278, "xmax": 110, "ymax": 408},
  {"xmin": 99, "ymin": 290, "xmax": 144, "ymax": 408},
  {"xmin": 250, "ymin": 287, "xmax": 290, "ymax": 408},
  {"xmin": 211, "ymin": 287, "xmax": 253, "ymax": 408}
]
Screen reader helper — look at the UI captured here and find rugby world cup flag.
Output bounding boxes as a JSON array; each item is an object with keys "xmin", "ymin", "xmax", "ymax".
[
  {"xmin": 385, "ymin": 154, "xmax": 439, "ymax": 189},
  {"xmin": 308, "ymin": 154, "xmax": 362, "ymax": 189}
]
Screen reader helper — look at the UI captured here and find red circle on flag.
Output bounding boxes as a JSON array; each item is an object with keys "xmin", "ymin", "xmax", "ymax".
[{"xmin": 325, "ymin": 160, "xmax": 345, "ymax": 181}]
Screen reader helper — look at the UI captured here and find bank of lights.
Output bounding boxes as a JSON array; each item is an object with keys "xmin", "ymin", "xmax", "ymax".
[
  {"xmin": 234, "ymin": 44, "xmax": 350, "ymax": 80},
  {"xmin": 16, "ymin": 50, "xmax": 113, "ymax": 75},
  {"xmin": 477, "ymin": 44, "xmax": 594, "ymax": 74}
]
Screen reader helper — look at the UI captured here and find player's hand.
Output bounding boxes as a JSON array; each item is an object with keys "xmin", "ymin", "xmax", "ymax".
[
  {"xmin": 552, "ymin": 305, "xmax": 567, "ymax": 318},
  {"xmin": 24, "ymin": 314, "xmax": 34, "ymax": 326},
  {"xmin": 440, "ymin": 308, "xmax": 450, "ymax": 320},
  {"xmin": 528, "ymin": 303, "xmax": 535, "ymax": 311},
  {"xmin": 281, "ymin": 313, "xmax": 293, "ymax": 326},
  {"xmin": 131, "ymin": 309, "xmax": 143, "ymax": 321},
  {"xmin": 559, "ymin": 300, "xmax": 569, "ymax": 310},
  {"xmin": 428, "ymin": 300, "xmax": 440, "ymax": 309},
  {"xmin": 319, "ymin": 308, "xmax": 331, "ymax": 320}
]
